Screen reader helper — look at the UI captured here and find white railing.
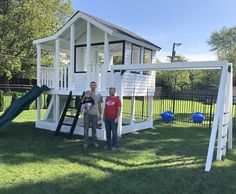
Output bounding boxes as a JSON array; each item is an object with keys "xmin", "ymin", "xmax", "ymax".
[
  {"xmin": 41, "ymin": 67, "xmax": 55, "ymax": 88},
  {"xmin": 59, "ymin": 65, "xmax": 69, "ymax": 90}
]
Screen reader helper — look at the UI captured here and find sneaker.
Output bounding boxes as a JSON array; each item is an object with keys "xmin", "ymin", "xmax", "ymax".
[
  {"xmin": 93, "ymin": 143, "xmax": 99, "ymax": 148},
  {"xmin": 83, "ymin": 143, "xmax": 88, "ymax": 148},
  {"xmin": 111, "ymin": 147, "xmax": 117, "ymax": 151}
]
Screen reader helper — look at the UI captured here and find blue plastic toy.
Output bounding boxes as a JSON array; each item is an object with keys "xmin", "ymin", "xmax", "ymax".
[
  {"xmin": 192, "ymin": 112, "xmax": 205, "ymax": 123},
  {"xmin": 161, "ymin": 111, "xmax": 174, "ymax": 122}
]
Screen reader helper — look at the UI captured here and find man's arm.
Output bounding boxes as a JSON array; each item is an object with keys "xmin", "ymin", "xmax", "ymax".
[{"xmin": 115, "ymin": 107, "xmax": 121, "ymax": 123}]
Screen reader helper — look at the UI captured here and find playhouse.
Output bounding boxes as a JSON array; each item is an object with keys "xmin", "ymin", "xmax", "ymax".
[
  {"xmin": 33, "ymin": 11, "xmax": 159, "ymax": 138},
  {"xmin": 33, "ymin": 11, "xmax": 233, "ymax": 171}
]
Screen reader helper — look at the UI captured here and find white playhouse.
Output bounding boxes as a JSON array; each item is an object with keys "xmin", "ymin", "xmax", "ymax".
[{"xmin": 33, "ymin": 11, "xmax": 233, "ymax": 171}]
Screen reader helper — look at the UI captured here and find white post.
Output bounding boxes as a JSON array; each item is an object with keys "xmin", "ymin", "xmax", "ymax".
[
  {"xmin": 102, "ymin": 32, "xmax": 109, "ymax": 92},
  {"xmin": 130, "ymin": 84, "xmax": 136, "ymax": 126},
  {"xmin": 36, "ymin": 44, "xmax": 41, "ymax": 121},
  {"xmin": 130, "ymin": 96, "xmax": 136, "ymax": 125},
  {"xmin": 205, "ymin": 64, "xmax": 228, "ymax": 171},
  {"xmin": 117, "ymin": 75, "xmax": 124, "ymax": 137},
  {"xmin": 86, "ymin": 22, "xmax": 91, "ymax": 89},
  {"xmin": 149, "ymin": 96, "xmax": 153, "ymax": 123},
  {"xmin": 69, "ymin": 23, "xmax": 75, "ymax": 90},
  {"xmin": 228, "ymin": 64, "xmax": 233, "ymax": 149},
  {"xmin": 216, "ymin": 65, "xmax": 229, "ymax": 160},
  {"xmin": 55, "ymin": 95, "xmax": 60, "ymax": 123},
  {"xmin": 55, "ymin": 39, "xmax": 60, "ymax": 90},
  {"xmin": 102, "ymin": 96, "xmax": 106, "ymax": 139}
]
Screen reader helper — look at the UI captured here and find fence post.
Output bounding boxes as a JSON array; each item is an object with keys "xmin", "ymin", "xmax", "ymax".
[
  {"xmin": 172, "ymin": 92, "xmax": 176, "ymax": 114},
  {"xmin": 209, "ymin": 95, "xmax": 214, "ymax": 128}
]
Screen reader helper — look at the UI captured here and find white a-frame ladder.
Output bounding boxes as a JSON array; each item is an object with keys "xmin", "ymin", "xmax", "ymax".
[{"xmin": 205, "ymin": 62, "xmax": 233, "ymax": 171}]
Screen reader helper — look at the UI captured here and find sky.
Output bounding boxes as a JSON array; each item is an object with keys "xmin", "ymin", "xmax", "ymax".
[{"xmin": 71, "ymin": 0, "xmax": 236, "ymax": 62}]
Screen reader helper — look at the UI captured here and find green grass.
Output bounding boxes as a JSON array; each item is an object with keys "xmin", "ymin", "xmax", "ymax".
[{"xmin": 0, "ymin": 110, "xmax": 236, "ymax": 194}]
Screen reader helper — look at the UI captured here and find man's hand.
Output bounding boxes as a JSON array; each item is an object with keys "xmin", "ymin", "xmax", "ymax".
[{"xmin": 114, "ymin": 118, "xmax": 118, "ymax": 123}]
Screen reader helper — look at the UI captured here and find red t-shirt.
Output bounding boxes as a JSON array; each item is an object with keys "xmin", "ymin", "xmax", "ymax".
[{"xmin": 104, "ymin": 96, "xmax": 121, "ymax": 119}]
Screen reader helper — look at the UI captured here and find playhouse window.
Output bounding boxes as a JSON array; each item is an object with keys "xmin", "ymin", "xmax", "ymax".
[
  {"xmin": 131, "ymin": 44, "xmax": 141, "ymax": 74},
  {"xmin": 92, "ymin": 45, "xmax": 104, "ymax": 64},
  {"xmin": 143, "ymin": 48, "xmax": 152, "ymax": 75},
  {"xmin": 144, "ymin": 48, "xmax": 152, "ymax": 64},
  {"xmin": 131, "ymin": 45, "xmax": 141, "ymax": 64},
  {"xmin": 75, "ymin": 41, "xmax": 124, "ymax": 72},
  {"xmin": 110, "ymin": 42, "xmax": 124, "ymax": 65},
  {"xmin": 75, "ymin": 46, "xmax": 86, "ymax": 72}
]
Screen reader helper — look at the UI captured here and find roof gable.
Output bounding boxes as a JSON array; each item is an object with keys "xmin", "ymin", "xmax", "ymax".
[{"xmin": 34, "ymin": 10, "xmax": 161, "ymax": 50}]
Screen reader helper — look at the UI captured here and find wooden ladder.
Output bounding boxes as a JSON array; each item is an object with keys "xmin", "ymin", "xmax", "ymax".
[{"xmin": 55, "ymin": 91, "xmax": 85, "ymax": 139}]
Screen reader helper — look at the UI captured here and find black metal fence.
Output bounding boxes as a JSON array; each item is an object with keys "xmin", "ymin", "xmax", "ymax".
[
  {"xmin": 123, "ymin": 92, "xmax": 236, "ymax": 129},
  {"xmin": 0, "ymin": 84, "xmax": 48, "ymax": 111},
  {"xmin": 1, "ymin": 84, "xmax": 235, "ymax": 129}
]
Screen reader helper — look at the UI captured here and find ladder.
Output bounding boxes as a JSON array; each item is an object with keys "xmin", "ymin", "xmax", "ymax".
[
  {"xmin": 55, "ymin": 91, "xmax": 85, "ymax": 139},
  {"xmin": 205, "ymin": 63, "xmax": 233, "ymax": 171},
  {"xmin": 216, "ymin": 65, "xmax": 232, "ymax": 160}
]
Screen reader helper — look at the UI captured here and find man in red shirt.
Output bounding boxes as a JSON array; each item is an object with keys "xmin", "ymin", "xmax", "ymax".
[{"xmin": 103, "ymin": 87, "xmax": 121, "ymax": 151}]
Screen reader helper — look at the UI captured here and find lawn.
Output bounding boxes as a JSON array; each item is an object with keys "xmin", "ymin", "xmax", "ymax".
[{"xmin": 0, "ymin": 110, "xmax": 236, "ymax": 194}]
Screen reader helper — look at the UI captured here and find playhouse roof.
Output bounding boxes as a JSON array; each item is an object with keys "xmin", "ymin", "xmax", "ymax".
[{"xmin": 33, "ymin": 10, "xmax": 161, "ymax": 50}]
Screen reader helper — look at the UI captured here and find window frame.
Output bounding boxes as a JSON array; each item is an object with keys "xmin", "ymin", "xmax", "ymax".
[{"xmin": 74, "ymin": 40, "xmax": 125, "ymax": 73}]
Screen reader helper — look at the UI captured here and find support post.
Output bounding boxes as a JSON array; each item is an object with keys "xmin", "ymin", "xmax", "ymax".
[
  {"xmin": 117, "ymin": 75, "xmax": 124, "ymax": 137},
  {"xmin": 55, "ymin": 39, "xmax": 60, "ymax": 90},
  {"xmin": 149, "ymin": 96, "xmax": 153, "ymax": 123},
  {"xmin": 216, "ymin": 65, "xmax": 230, "ymax": 160},
  {"xmin": 102, "ymin": 32, "xmax": 109, "ymax": 92},
  {"xmin": 36, "ymin": 44, "xmax": 41, "ymax": 121},
  {"xmin": 130, "ymin": 96, "xmax": 136, "ymax": 125},
  {"xmin": 102, "ymin": 96, "xmax": 106, "ymax": 139},
  {"xmin": 228, "ymin": 64, "xmax": 233, "ymax": 149},
  {"xmin": 69, "ymin": 23, "xmax": 75, "ymax": 90},
  {"xmin": 86, "ymin": 22, "xmax": 91, "ymax": 89},
  {"xmin": 55, "ymin": 95, "xmax": 60, "ymax": 123}
]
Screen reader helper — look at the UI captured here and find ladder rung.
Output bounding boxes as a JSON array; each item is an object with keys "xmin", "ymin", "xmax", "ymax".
[
  {"xmin": 62, "ymin": 123, "xmax": 73, "ymax": 126},
  {"xmin": 221, "ymin": 145, "xmax": 227, "ymax": 150},
  {"xmin": 68, "ymin": 106, "xmax": 76, "ymax": 109},
  {"xmin": 223, "ymin": 123, "xmax": 229, "ymax": 127},
  {"xmin": 65, "ymin": 115, "xmax": 76, "ymax": 118},
  {"xmin": 222, "ymin": 134, "xmax": 227, "ymax": 139}
]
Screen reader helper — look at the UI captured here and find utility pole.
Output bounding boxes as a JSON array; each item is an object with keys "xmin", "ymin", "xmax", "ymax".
[
  {"xmin": 171, "ymin": 42, "xmax": 182, "ymax": 62},
  {"xmin": 170, "ymin": 42, "xmax": 182, "ymax": 116}
]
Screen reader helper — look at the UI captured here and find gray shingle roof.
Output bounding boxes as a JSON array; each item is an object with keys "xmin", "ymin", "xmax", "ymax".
[{"xmin": 65, "ymin": 10, "xmax": 161, "ymax": 50}]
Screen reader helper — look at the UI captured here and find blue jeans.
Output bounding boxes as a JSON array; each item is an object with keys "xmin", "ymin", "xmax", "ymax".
[
  {"xmin": 104, "ymin": 119, "xmax": 118, "ymax": 148},
  {"xmin": 83, "ymin": 113, "xmax": 98, "ymax": 144}
]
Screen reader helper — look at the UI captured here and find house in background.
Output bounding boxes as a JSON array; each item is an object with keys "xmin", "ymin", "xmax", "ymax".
[{"xmin": 33, "ymin": 10, "xmax": 161, "ymax": 139}]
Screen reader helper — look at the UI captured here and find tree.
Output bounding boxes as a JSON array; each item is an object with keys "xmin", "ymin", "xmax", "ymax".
[
  {"xmin": 0, "ymin": 0, "xmax": 73, "ymax": 83},
  {"xmin": 208, "ymin": 26, "xmax": 236, "ymax": 72},
  {"xmin": 156, "ymin": 55, "xmax": 190, "ymax": 92}
]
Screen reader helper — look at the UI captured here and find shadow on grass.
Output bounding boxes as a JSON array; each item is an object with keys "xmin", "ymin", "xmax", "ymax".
[
  {"xmin": 0, "ymin": 164, "xmax": 236, "ymax": 194},
  {"xmin": 0, "ymin": 121, "xmax": 236, "ymax": 194}
]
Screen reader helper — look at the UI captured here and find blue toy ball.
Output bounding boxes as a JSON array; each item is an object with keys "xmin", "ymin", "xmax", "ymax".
[
  {"xmin": 161, "ymin": 111, "xmax": 174, "ymax": 122},
  {"xmin": 192, "ymin": 112, "xmax": 205, "ymax": 123}
]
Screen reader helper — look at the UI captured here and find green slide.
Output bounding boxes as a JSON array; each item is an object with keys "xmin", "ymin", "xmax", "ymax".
[{"xmin": 0, "ymin": 85, "xmax": 50, "ymax": 127}]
